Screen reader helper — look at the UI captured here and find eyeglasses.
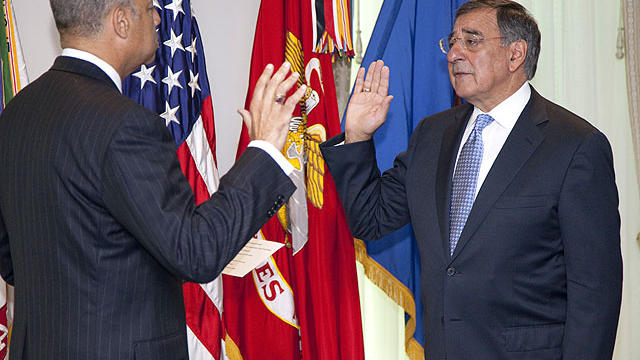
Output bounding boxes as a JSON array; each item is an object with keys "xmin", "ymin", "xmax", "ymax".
[{"xmin": 438, "ymin": 34, "xmax": 505, "ymax": 54}]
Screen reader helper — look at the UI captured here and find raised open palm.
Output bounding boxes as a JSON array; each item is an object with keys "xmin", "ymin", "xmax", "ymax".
[{"xmin": 345, "ymin": 60, "xmax": 393, "ymax": 143}]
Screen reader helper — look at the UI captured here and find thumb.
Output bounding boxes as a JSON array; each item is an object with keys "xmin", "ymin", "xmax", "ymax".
[
  {"xmin": 237, "ymin": 109, "xmax": 252, "ymax": 130},
  {"xmin": 382, "ymin": 95, "xmax": 394, "ymax": 112}
]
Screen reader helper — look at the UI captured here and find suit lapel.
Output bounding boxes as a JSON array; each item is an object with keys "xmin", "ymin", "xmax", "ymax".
[
  {"xmin": 450, "ymin": 90, "xmax": 548, "ymax": 262},
  {"xmin": 50, "ymin": 56, "xmax": 120, "ymax": 91},
  {"xmin": 436, "ymin": 104, "xmax": 473, "ymax": 260}
]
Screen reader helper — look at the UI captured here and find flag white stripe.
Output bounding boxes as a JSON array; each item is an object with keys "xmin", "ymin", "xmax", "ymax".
[
  {"xmin": 220, "ymin": 338, "xmax": 229, "ymax": 360},
  {"xmin": 185, "ymin": 115, "xmax": 220, "ymax": 196},
  {"xmin": 198, "ymin": 277, "xmax": 223, "ymax": 312},
  {"xmin": 187, "ymin": 326, "xmax": 217, "ymax": 360}
]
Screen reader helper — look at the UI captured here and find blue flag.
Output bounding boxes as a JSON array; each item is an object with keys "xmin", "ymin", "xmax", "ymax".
[{"xmin": 355, "ymin": 0, "xmax": 467, "ymax": 354}]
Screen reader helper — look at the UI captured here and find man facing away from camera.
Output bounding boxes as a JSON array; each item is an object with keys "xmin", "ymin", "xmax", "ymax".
[
  {"xmin": 0, "ymin": 0, "xmax": 307, "ymax": 358},
  {"xmin": 323, "ymin": 0, "xmax": 622, "ymax": 359}
]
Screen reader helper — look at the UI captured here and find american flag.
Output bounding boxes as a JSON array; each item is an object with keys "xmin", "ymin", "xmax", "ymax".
[{"xmin": 123, "ymin": 0, "xmax": 225, "ymax": 359}]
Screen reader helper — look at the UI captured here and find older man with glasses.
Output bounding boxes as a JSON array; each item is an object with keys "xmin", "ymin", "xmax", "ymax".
[{"xmin": 321, "ymin": 0, "xmax": 622, "ymax": 359}]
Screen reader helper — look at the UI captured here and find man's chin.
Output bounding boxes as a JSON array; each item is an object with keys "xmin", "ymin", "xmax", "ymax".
[{"xmin": 452, "ymin": 87, "xmax": 470, "ymax": 99}]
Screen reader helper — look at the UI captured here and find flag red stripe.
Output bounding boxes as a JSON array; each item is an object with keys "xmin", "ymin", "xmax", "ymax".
[
  {"xmin": 184, "ymin": 282, "xmax": 223, "ymax": 357},
  {"xmin": 176, "ymin": 143, "xmax": 211, "ymax": 205}
]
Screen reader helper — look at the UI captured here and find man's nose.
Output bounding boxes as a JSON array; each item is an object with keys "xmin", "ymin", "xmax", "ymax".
[{"xmin": 447, "ymin": 41, "xmax": 465, "ymax": 63}]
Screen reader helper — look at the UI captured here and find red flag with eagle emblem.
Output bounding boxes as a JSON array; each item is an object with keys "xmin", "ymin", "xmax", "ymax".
[{"xmin": 222, "ymin": 0, "xmax": 363, "ymax": 359}]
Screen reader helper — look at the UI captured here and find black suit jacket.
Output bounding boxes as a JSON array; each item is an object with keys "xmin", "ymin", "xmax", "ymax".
[
  {"xmin": 321, "ymin": 89, "xmax": 622, "ymax": 360},
  {"xmin": 0, "ymin": 56, "xmax": 295, "ymax": 359}
]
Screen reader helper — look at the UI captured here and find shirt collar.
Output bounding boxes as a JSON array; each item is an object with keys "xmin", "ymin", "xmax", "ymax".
[
  {"xmin": 61, "ymin": 48, "xmax": 123, "ymax": 93},
  {"xmin": 470, "ymin": 82, "xmax": 531, "ymax": 130}
]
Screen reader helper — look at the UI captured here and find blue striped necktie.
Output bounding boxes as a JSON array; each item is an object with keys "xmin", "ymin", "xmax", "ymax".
[{"xmin": 449, "ymin": 114, "xmax": 494, "ymax": 256}]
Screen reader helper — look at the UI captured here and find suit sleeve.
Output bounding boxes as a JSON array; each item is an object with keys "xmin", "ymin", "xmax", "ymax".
[
  {"xmin": 558, "ymin": 130, "xmax": 622, "ymax": 359},
  {"xmin": 320, "ymin": 123, "xmax": 423, "ymax": 241},
  {"xmin": 101, "ymin": 107, "xmax": 295, "ymax": 283},
  {"xmin": 0, "ymin": 208, "xmax": 13, "ymax": 285}
]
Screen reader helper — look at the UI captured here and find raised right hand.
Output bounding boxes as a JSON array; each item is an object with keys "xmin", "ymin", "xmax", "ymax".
[
  {"xmin": 238, "ymin": 62, "xmax": 307, "ymax": 150},
  {"xmin": 344, "ymin": 60, "xmax": 393, "ymax": 144}
]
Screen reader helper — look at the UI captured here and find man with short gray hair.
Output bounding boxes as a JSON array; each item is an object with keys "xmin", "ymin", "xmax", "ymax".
[
  {"xmin": 49, "ymin": 0, "xmax": 134, "ymax": 36},
  {"xmin": 323, "ymin": 0, "xmax": 622, "ymax": 359},
  {"xmin": 0, "ymin": 0, "xmax": 305, "ymax": 358}
]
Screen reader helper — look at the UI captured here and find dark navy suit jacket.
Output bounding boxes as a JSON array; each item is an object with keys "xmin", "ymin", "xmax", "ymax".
[
  {"xmin": 0, "ymin": 56, "xmax": 294, "ymax": 359},
  {"xmin": 321, "ymin": 89, "xmax": 622, "ymax": 360}
]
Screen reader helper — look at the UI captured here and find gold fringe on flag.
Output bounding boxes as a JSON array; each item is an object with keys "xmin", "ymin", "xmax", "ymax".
[
  {"xmin": 225, "ymin": 334, "xmax": 244, "ymax": 360},
  {"xmin": 353, "ymin": 239, "xmax": 425, "ymax": 360}
]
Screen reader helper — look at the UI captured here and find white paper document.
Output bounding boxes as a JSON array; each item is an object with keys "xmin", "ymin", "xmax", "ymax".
[{"xmin": 222, "ymin": 236, "xmax": 284, "ymax": 277}]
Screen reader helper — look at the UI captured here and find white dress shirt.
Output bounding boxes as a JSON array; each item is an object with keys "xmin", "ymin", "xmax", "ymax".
[
  {"xmin": 60, "ymin": 48, "xmax": 293, "ymax": 175},
  {"xmin": 454, "ymin": 82, "xmax": 532, "ymax": 199}
]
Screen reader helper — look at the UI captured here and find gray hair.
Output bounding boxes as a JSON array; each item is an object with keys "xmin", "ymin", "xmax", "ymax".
[
  {"xmin": 49, "ymin": 0, "xmax": 135, "ymax": 37},
  {"xmin": 456, "ymin": 0, "xmax": 541, "ymax": 80}
]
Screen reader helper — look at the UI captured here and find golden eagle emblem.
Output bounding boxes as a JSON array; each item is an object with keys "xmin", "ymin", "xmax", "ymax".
[{"xmin": 275, "ymin": 32, "xmax": 328, "ymax": 253}]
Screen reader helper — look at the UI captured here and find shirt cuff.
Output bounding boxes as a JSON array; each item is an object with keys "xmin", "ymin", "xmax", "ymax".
[{"xmin": 248, "ymin": 140, "xmax": 294, "ymax": 175}]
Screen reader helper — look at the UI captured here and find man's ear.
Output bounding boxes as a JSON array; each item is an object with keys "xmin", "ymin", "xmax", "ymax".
[
  {"xmin": 111, "ymin": 6, "xmax": 130, "ymax": 39},
  {"xmin": 508, "ymin": 39, "xmax": 527, "ymax": 73}
]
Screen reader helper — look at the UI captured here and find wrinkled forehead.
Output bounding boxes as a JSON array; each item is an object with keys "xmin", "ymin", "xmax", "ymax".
[{"xmin": 450, "ymin": 8, "xmax": 500, "ymax": 39}]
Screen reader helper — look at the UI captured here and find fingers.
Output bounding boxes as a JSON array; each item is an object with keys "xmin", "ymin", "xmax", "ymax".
[
  {"xmin": 251, "ymin": 64, "xmax": 275, "ymax": 113},
  {"xmin": 362, "ymin": 61, "xmax": 377, "ymax": 92},
  {"xmin": 353, "ymin": 67, "xmax": 365, "ymax": 93},
  {"xmin": 370, "ymin": 60, "xmax": 384, "ymax": 93},
  {"xmin": 282, "ymin": 84, "xmax": 307, "ymax": 114},
  {"xmin": 262, "ymin": 83, "xmax": 306, "ymax": 150},
  {"xmin": 262, "ymin": 62, "xmax": 292, "ymax": 114},
  {"xmin": 275, "ymin": 71, "xmax": 300, "ymax": 100},
  {"xmin": 377, "ymin": 65, "xmax": 390, "ymax": 97},
  {"xmin": 242, "ymin": 59, "xmax": 307, "ymax": 147}
]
